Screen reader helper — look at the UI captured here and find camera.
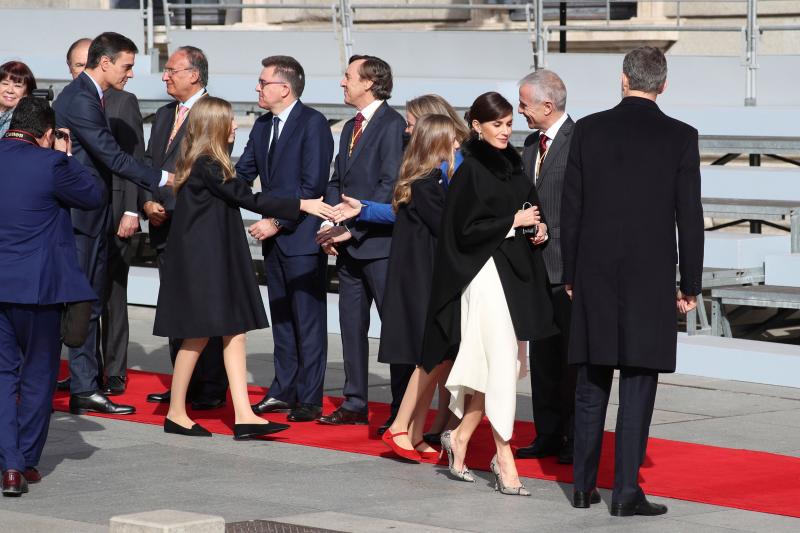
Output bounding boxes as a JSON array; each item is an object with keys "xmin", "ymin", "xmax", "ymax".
[{"xmin": 31, "ymin": 87, "xmax": 54, "ymax": 103}]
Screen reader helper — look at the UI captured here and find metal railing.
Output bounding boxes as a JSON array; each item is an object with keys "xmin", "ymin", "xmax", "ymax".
[{"xmin": 140, "ymin": 0, "xmax": 800, "ymax": 106}]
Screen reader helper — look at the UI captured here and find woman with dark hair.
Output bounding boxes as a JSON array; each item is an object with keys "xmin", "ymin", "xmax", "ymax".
[
  {"xmin": 0, "ymin": 61, "xmax": 36, "ymax": 136},
  {"xmin": 422, "ymin": 92, "xmax": 557, "ymax": 495}
]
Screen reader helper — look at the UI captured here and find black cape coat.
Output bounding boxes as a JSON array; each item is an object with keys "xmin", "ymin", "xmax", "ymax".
[
  {"xmin": 378, "ymin": 170, "xmax": 446, "ymax": 366},
  {"xmin": 421, "ymin": 138, "xmax": 558, "ymax": 373},
  {"xmin": 561, "ymin": 97, "xmax": 704, "ymax": 372},
  {"xmin": 153, "ymin": 155, "xmax": 300, "ymax": 338}
]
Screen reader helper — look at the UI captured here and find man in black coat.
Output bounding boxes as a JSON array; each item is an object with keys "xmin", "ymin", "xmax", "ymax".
[
  {"xmin": 562, "ymin": 47, "xmax": 703, "ymax": 516},
  {"xmin": 141, "ymin": 46, "xmax": 229, "ymax": 410},
  {"xmin": 516, "ymin": 69, "xmax": 577, "ymax": 465},
  {"xmin": 53, "ymin": 32, "xmax": 168, "ymax": 416},
  {"xmin": 317, "ymin": 55, "xmax": 411, "ymax": 428}
]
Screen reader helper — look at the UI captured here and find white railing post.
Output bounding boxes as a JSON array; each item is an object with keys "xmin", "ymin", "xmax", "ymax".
[{"xmin": 744, "ymin": 0, "xmax": 758, "ymax": 106}]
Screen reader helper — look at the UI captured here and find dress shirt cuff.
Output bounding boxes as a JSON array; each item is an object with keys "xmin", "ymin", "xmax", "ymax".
[
  {"xmin": 505, "ymin": 224, "xmax": 516, "ymax": 239},
  {"xmin": 321, "ymin": 220, "xmax": 334, "ymax": 229},
  {"xmin": 159, "ymin": 170, "xmax": 169, "ymax": 188},
  {"xmin": 123, "ymin": 211, "xmax": 139, "ymax": 218}
]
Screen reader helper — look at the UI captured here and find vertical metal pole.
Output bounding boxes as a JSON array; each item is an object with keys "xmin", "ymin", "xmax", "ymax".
[
  {"xmin": 744, "ymin": 0, "xmax": 758, "ymax": 106},
  {"xmin": 534, "ymin": 0, "xmax": 545, "ymax": 69},
  {"xmin": 186, "ymin": 0, "xmax": 193, "ymax": 30},
  {"xmin": 791, "ymin": 210, "xmax": 800, "ymax": 253},
  {"xmin": 146, "ymin": 0, "xmax": 154, "ymax": 55},
  {"xmin": 559, "ymin": 2, "xmax": 566, "ymax": 53},
  {"xmin": 340, "ymin": 0, "xmax": 354, "ymax": 60},
  {"xmin": 161, "ymin": 0, "xmax": 171, "ymax": 46},
  {"xmin": 677, "ymin": 0, "xmax": 682, "ymax": 27},
  {"xmin": 605, "ymin": 0, "xmax": 610, "ymax": 25}
]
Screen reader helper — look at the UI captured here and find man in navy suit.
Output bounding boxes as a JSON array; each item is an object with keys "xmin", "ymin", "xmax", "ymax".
[
  {"xmin": 238, "ymin": 56, "xmax": 334, "ymax": 422},
  {"xmin": 53, "ymin": 32, "xmax": 169, "ymax": 416},
  {"xmin": 317, "ymin": 55, "xmax": 410, "ymax": 426},
  {"xmin": 0, "ymin": 98, "xmax": 104, "ymax": 496}
]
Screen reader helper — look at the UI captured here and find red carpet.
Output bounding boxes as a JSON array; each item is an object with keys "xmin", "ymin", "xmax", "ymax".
[{"xmin": 54, "ymin": 366, "xmax": 800, "ymax": 518}]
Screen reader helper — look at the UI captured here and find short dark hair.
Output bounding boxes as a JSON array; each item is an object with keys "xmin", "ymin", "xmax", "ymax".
[
  {"xmin": 623, "ymin": 46, "xmax": 667, "ymax": 94},
  {"xmin": 9, "ymin": 96, "xmax": 55, "ymax": 138},
  {"xmin": 261, "ymin": 55, "xmax": 305, "ymax": 97},
  {"xmin": 349, "ymin": 55, "xmax": 392, "ymax": 100},
  {"xmin": 0, "ymin": 61, "xmax": 37, "ymax": 95},
  {"xmin": 86, "ymin": 32, "xmax": 138, "ymax": 69},
  {"xmin": 66, "ymin": 38, "xmax": 92, "ymax": 64},
  {"xmin": 465, "ymin": 92, "xmax": 513, "ymax": 130},
  {"xmin": 178, "ymin": 46, "xmax": 209, "ymax": 87}
]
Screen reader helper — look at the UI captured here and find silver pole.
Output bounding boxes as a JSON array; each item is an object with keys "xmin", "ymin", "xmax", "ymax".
[
  {"xmin": 744, "ymin": 0, "xmax": 758, "ymax": 106},
  {"xmin": 147, "ymin": 0, "xmax": 157, "ymax": 73},
  {"xmin": 340, "ymin": 0, "xmax": 354, "ymax": 60},
  {"xmin": 534, "ymin": 0, "xmax": 545, "ymax": 69}
]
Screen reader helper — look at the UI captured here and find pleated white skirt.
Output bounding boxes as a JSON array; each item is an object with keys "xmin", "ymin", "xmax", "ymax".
[{"xmin": 445, "ymin": 257, "xmax": 528, "ymax": 442}]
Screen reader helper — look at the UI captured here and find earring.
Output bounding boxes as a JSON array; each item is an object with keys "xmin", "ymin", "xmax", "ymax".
[{"xmin": 478, "ymin": 131, "xmax": 483, "ymax": 141}]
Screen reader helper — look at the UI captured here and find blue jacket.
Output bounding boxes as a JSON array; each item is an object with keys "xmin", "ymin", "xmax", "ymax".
[
  {"xmin": 236, "ymin": 101, "xmax": 334, "ymax": 256},
  {"xmin": 53, "ymin": 72, "xmax": 160, "ymax": 237},
  {"xmin": 0, "ymin": 139, "xmax": 103, "ymax": 304}
]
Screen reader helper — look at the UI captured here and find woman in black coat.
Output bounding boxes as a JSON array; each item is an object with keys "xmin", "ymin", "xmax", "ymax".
[
  {"xmin": 422, "ymin": 93, "xmax": 557, "ymax": 494},
  {"xmin": 154, "ymin": 97, "xmax": 333, "ymax": 440}
]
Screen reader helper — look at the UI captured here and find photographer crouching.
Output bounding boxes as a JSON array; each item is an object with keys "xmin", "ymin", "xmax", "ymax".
[{"xmin": 0, "ymin": 96, "xmax": 103, "ymax": 497}]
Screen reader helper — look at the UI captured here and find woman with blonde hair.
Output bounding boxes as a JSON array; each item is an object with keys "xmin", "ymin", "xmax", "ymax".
[
  {"xmin": 154, "ymin": 96, "xmax": 333, "ymax": 440},
  {"xmin": 376, "ymin": 114, "xmax": 461, "ymax": 461}
]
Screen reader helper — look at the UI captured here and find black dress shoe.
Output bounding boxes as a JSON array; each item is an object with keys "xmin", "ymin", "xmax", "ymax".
[
  {"xmin": 69, "ymin": 392, "xmax": 135, "ymax": 415},
  {"xmin": 572, "ymin": 489, "xmax": 601, "ymax": 508},
  {"xmin": 251, "ymin": 397, "xmax": 293, "ymax": 414},
  {"xmin": 56, "ymin": 377, "xmax": 71, "ymax": 392},
  {"xmin": 610, "ymin": 497, "xmax": 668, "ymax": 517},
  {"xmin": 422, "ymin": 432, "xmax": 441, "ymax": 446},
  {"xmin": 164, "ymin": 417, "xmax": 212, "ymax": 437},
  {"xmin": 233, "ymin": 422, "xmax": 290, "ymax": 440},
  {"xmin": 318, "ymin": 406, "xmax": 368, "ymax": 426},
  {"xmin": 287, "ymin": 404, "xmax": 322, "ymax": 422},
  {"xmin": 2, "ymin": 470, "xmax": 29, "ymax": 497},
  {"xmin": 102, "ymin": 376, "xmax": 126, "ymax": 396},
  {"xmin": 557, "ymin": 439, "xmax": 574, "ymax": 464},
  {"xmin": 190, "ymin": 398, "xmax": 226, "ymax": 411},
  {"xmin": 147, "ymin": 390, "xmax": 171, "ymax": 403},
  {"xmin": 377, "ymin": 413, "xmax": 396, "ymax": 436},
  {"xmin": 516, "ymin": 437, "xmax": 563, "ymax": 459}
]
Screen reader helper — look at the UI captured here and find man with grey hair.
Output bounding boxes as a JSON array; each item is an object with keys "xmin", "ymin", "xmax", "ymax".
[
  {"xmin": 562, "ymin": 46, "xmax": 703, "ymax": 516},
  {"xmin": 142, "ymin": 46, "xmax": 230, "ymax": 410},
  {"xmin": 515, "ymin": 69, "xmax": 577, "ymax": 466}
]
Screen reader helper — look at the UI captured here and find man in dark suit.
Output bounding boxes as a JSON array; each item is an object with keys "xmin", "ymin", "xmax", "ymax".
[
  {"xmin": 59, "ymin": 37, "xmax": 146, "ymax": 397},
  {"xmin": 237, "ymin": 56, "xmax": 334, "ymax": 422},
  {"xmin": 562, "ymin": 47, "xmax": 703, "ymax": 516},
  {"xmin": 515, "ymin": 69, "xmax": 577, "ymax": 465},
  {"xmin": 0, "ymin": 97, "xmax": 104, "ymax": 496},
  {"xmin": 316, "ymin": 55, "xmax": 410, "ymax": 427},
  {"xmin": 141, "ymin": 46, "xmax": 229, "ymax": 410},
  {"xmin": 53, "ymin": 32, "xmax": 168, "ymax": 416}
]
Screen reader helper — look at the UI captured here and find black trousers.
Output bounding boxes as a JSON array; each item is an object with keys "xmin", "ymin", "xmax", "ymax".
[
  {"xmin": 156, "ymin": 250, "xmax": 228, "ymax": 402},
  {"xmin": 573, "ymin": 364, "xmax": 658, "ymax": 505},
  {"xmin": 529, "ymin": 284, "xmax": 576, "ymax": 443},
  {"xmin": 336, "ymin": 252, "xmax": 413, "ymax": 414},
  {"xmin": 100, "ymin": 231, "xmax": 132, "ymax": 379}
]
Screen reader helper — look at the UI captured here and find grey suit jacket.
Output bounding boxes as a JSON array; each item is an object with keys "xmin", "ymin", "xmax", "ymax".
[{"xmin": 522, "ymin": 116, "xmax": 575, "ymax": 284}]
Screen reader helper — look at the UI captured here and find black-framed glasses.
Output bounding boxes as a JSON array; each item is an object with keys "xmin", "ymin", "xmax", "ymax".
[
  {"xmin": 163, "ymin": 67, "xmax": 196, "ymax": 77},
  {"xmin": 258, "ymin": 79, "xmax": 288, "ymax": 89}
]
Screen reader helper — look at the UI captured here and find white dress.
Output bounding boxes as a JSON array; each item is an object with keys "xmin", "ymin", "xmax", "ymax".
[{"xmin": 445, "ymin": 255, "xmax": 528, "ymax": 442}]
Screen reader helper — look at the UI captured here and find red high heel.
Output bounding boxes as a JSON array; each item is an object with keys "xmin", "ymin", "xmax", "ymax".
[
  {"xmin": 381, "ymin": 430, "xmax": 421, "ymax": 462},
  {"xmin": 413, "ymin": 441, "xmax": 440, "ymax": 462}
]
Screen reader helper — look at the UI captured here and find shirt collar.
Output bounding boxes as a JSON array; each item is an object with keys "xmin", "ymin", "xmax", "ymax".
[
  {"xmin": 276, "ymin": 98, "xmax": 298, "ymax": 123},
  {"xmin": 181, "ymin": 88, "xmax": 207, "ymax": 109},
  {"xmin": 541, "ymin": 112, "xmax": 569, "ymax": 141},
  {"xmin": 358, "ymin": 99, "xmax": 384, "ymax": 124},
  {"xmin": 84, "ymin": 72, "xmax": 104, "ymax": 103}
]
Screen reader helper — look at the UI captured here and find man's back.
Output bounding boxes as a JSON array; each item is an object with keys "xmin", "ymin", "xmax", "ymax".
[{"xmin": 0, "ymin": 140, "xmax": 102, "ymax": 304}]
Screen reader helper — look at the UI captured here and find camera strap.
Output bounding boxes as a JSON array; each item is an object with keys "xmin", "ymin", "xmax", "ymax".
[{"xmin": 3, "ymin": 129, "xmax": 38, "ymax": 146}]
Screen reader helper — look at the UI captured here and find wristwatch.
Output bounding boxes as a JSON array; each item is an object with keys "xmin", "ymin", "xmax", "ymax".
[{"xmin": 272, "ymin": 218, "xmax": 282, "ymax": 229}]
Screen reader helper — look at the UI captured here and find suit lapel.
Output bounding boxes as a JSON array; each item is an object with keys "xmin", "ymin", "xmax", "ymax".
[
  {"xmin": 268, "ymin": 101, "xmax": 303, "ymax": 176},
  {"xmin": 345, "ymin": 102, "xmax": 386, "ymax": 172},
  {"xmin": 537, "ymin": 118, "xmax": 573, "ymax": 186}
]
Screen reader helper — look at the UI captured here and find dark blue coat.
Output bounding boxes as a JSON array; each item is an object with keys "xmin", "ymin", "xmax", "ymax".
[
  {"xmin": 0, "ymin": 139, "xmax": 103, "ymax": 304},
  {"xmin": 325, "ymin": 102, "xmax": 406, "ymax": 260},
  {"xmin": 236, "ymin": 101, "xmax": 334, "ymax": 256},
  {"xmin": 53, "ymin": 72, "xmax": 159, "ymax": 237}
]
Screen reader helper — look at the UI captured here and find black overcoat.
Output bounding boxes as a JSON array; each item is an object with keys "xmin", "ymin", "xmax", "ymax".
[
  {"xmin": 153, "ymin": 156, "xmax": 300, "ymax": 338},
  {"xmin": 421, "ymin": 138, "xmax": 558, "ymax": 372},
  {"xmin": 378, "ymin": 170, "xmax": 446, "ymax": 366},
  {"xmin": 561, "ymin": 97, "xmax": 704, "ymax": 372}
]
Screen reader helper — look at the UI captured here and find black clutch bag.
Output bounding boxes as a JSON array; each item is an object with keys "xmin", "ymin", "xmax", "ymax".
[{"xmin": 61, "ymin": 301, "xmax": 92, "ymax": 348}]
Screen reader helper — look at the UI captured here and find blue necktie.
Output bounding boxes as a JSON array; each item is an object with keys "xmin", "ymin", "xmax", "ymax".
[{"xmin": 267, "ymin": 116, "xmax": 280, "ymax": 173}]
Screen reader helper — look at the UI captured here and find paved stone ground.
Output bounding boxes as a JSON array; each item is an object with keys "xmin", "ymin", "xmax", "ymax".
[{"xmin": 1, "ymin": 306, "xmax": 799, "ymax": 532}]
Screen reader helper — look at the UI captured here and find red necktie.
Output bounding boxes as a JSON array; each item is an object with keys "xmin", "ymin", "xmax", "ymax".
[
  {"xmin": 349, "ymin": 112, "xmax": 365, "ymax": 156},
  {"xmin": 100, "ymin": 95, "xmax": 105, "ymax": 111},
  {"xmin": 538, "ymin": 132, "xmax": 548, "ymax": 155}
]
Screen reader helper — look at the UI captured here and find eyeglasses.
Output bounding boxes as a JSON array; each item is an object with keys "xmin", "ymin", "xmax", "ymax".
[
  {"xmin": 163, "ymin": 67, "xmax": 196, "ymax": 77},
  {"xmin": 258, "ymin": 79, "xmax": 288, "ymax": 89}
]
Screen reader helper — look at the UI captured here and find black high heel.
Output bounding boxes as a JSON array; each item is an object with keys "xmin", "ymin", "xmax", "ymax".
[
  {"xmin": 164, "ymin": 417, "xmax": 212, "ymax": 437},
  {"xmin": 233, "ymin": 421, "xmax": 290, "ymax": 440}
]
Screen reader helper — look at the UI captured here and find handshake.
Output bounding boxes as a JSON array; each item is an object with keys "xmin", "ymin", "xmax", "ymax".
[{"xmin": 248, "ymin": 194, "xmax": 364, "ymax": 257}]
